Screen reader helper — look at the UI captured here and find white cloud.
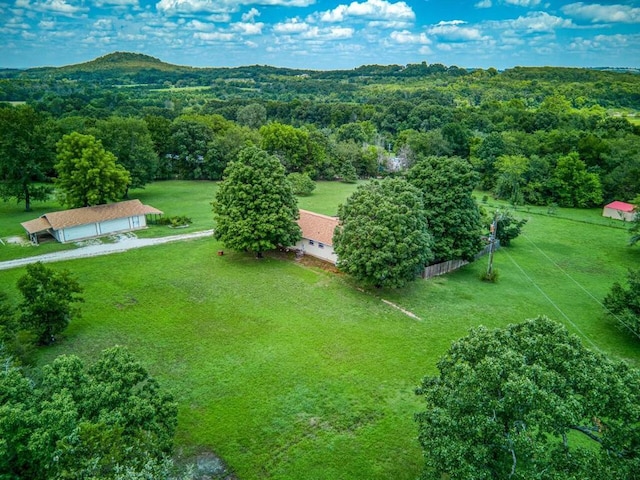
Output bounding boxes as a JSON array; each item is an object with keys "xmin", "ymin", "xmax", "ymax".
[
  {"xmin": 93, "ymin": 19, "xmax": 113, "ymax": 30},
  {"xmin": 38, "ymin": 20, "xmax": 56, "ymax": 29},
  {"xmin": 194, "ymin": 31, "xmax": 235, "ymax": 41},
  {"xmin": 475, "ymin": 0, "xmax": 492, "ymax": 8},
  {"xmin": 242, "ymin": 7, "xmax": 260, "ymax": 22},
  {"xmin": 186, "ymin": 19, "xmax": 214, "ymax": 31},
  {"xmin": 15, "ymin": 0, "xmax": 88, "ymax": 16},
  {"xmin": 274, "ymin": 18, "xmax": 310, "ymax": 34},
  {"xmin": 503, "ymin": 0, "xmax": 540, "ymax": 6},
  {"xmin": 428, "ymin": 21, "xmax": 483, "ymax": 41},
  {"xmin": 233, "ymin": 22, "xmax": 264, "ymax": 35},
  {"xmin": 95, "ymin": 0, "xmax": 139, "ymax": 6},
  {"xmin": 319, "ymin": 0, "xmax": 414, "ymax": 23},
  {"xmin": 157, "ymin": 0, "xmax": 315, "ymax": 15},
  {"xmin": 507, "ymin": 12, "xmax": 573, "ymax": 32},
  {"xmin": 562, "ymin": 3, "xmax": 640, "ymax": 24},
  {"xmin": 300, "ymin": 26, "xmax": 354, "ymax": 40},
  {"xmin": 390, "ymin": 29, "xmax": 430, "ymax": 45}
]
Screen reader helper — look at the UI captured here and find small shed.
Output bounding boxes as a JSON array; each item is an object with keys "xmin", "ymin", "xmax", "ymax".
[
  {"xmin": 602, "ymin": 201, "xmax": 636, "ymax": 222},
  {"xmin": 293, "ymin": 209, "xmax": 340, "ymax": 264},
  {"xmin": 21, "ymin": 199, "xmax": 163, "ymax": 244}
]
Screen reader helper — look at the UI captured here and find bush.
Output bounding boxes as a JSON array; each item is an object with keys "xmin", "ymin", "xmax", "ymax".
[
  {"xmin": 287, "ymin": 172, "xmax": 316, "ymax": 196},
  {"xmin": 158, "ymin": 215, "xmax": 192, "ymax": 227},
  {"xmin": 480, "ymin": 268, "xmax": 499, "ymax": 283}
]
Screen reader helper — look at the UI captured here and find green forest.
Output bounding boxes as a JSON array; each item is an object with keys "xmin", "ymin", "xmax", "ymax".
[
  {"xmin": 1, "ymin": 52, "xmax": 640, "ymax": 479},
  {"xmin": 1, "ymin": 51, "xmax": 639, "ymax": 212}
]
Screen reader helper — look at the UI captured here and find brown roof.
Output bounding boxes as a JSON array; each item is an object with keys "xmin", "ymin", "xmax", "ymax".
[
  {"xmin": 21, "ymin": 200, "xmax": 163, "ymax": 234},
  {"xmin": 297, "ymin": 209, "xmax": 339, "ymax": 246}
]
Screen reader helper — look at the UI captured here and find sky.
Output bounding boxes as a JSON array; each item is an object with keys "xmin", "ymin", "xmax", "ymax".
[{"xmin": 1, "ymin": 0, "xmax": 639, "ymax": 70}]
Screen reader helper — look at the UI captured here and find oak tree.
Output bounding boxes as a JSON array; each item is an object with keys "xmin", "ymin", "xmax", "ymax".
[{"xmin": 416, "ymin": 317, "xmax": 640, "ymax": 479}]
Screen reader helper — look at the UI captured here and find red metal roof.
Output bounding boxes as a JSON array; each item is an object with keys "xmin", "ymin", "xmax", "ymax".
[{"xmin": 604, "ymin": 201, "xmax": 635, "ymax": 212}]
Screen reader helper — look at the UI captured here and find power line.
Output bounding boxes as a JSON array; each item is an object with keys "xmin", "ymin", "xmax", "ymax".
[
  {"xmin": 503, "ymin": 250, "xmax": 601, "ymax": 352},
  {"xmin": 521, "ymin": 233, "xmax": 640, "ymax": 341}
]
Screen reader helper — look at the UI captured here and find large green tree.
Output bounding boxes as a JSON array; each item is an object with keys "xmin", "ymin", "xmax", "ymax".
[
  {"xmin": 416, "ymin": 316, "xmax": 640, "ymax": 480},
  {"xmin": 91, "ymin": 116, "xmax": 159, "ymax": 191},
  {"xmin": 17, "ymin": 262, "xmax": 84, "ymax": 345},
  {"xmin": 0, "ymin": 346, "xmax": 177, "ymax": 479},
  {"xmin": 212, "ymin": 146, "xmax": 301, "ymax": 258},
  {"xmin": 552, "ymin": 152, "xmax": 603, "ymax": 208},
  {"xmin": 55, "ymin": 132, "xmax": 131, "ymax": 208},
  {"xmin": 0, "ymin": 105, "xmax": 54, "ymax": 211},
  {"xmin": 407, "ymin": 155, "xmax": 483, "ymax": 263},
  {"xmin": 333, "ymin": 179, "xmax": 433, "ymax": 288}
]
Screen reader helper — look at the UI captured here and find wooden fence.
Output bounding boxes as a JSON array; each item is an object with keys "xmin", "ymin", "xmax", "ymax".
[{"xmin": 422, "ymin": 241, "xmax": 499, "ymax": 279}]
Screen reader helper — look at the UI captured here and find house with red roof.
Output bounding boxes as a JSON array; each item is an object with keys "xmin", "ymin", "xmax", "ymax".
[
  {"xmin": 602, "ymin": 201, "xmax": 636, "ymax": 222},
  {"xmin": 21, "ymin": 199, "xmax": 163, "ymax": 244},
  {"xmin": 293, "ymin": 209, "xmax": 340, "ymax": 264}
]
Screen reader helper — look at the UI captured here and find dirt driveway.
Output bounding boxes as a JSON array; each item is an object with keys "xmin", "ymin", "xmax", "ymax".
[{"xmin": 0, "ymin": 230, "xmax": 214, "ymax": 271}]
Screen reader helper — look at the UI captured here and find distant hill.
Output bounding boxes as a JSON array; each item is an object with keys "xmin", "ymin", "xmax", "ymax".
[{"xmin": 61, "ymin": 51, "xmax": 189, "ymax": 72}]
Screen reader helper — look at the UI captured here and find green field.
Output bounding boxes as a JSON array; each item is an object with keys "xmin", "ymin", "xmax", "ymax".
[{"xmin": 1, "ymin": 181, "xmax": 638, "ymax": 479}]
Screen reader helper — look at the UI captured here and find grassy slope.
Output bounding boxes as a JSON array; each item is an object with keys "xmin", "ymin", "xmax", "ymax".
[{"xmin": 1, "ymin": 180, "xmax": 639, "ymax": 479}]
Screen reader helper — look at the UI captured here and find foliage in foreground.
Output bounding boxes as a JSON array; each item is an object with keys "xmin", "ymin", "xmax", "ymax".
[
  {"xmin": 416, "ymin": 316, "xmax": 640, "ymax": 480},
  {"xmin": 603, "ymin": 268, "xmax": 640, "ymax": 341},
  {"xmin": 17, "ymin": 262, "xmax": 84, "ymax": 346},
  {"xmin": 0, "ymin": 346, "xmax": 178, "ymax": 480},
  {"xmin": 334, "ymin": 178, "xmax": 433, "ymax": 288},
  {"xmin": 212, "ymin": 145, "xmax": 301, "ymax": 257}
]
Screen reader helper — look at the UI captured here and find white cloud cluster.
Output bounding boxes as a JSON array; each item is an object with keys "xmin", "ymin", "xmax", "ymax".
[
  {"xmin": 428, "ymin": 20, "xmax": 484, "ymax": 41},
  {"xmin": 156, "ymin": 0, "xmax": 314, "ymax": 15},
  {"xmin": 15, "ymin": 0, "xmax": 88, "ymax": 16},
  {"xmin": 319, "ymin": 0, "xmax": 414, "ymax": 24},
  {"xmin": 562, "ymin": 3, "xmax": 640, "ymax": 24}
]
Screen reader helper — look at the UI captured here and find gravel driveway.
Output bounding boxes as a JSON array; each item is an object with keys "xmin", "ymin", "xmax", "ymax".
[{"xmin": 0, "ymin": 230, "xmax": 214, "ymax": 271}]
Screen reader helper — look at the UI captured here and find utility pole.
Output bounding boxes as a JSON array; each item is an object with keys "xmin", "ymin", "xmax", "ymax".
[{"xmin": 487, "ymin": 211, "xmax": 498, "ymax": 276}]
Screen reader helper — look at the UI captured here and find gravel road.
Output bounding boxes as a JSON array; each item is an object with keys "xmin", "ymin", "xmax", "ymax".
[{"xmin": 0, "ymin": 230, "xmax": 214, "ymax": 271}]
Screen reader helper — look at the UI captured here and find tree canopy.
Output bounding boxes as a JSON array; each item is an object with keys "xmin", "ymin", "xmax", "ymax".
[
  {"xmin": 0, "ymin": 346, "xmax": 177, "ymax": 479},
  {"xmin": 212, "ymin": 146, "xmax": 301, "ymax": 257},
  {"xmin": 333, "ymin": 178, "xmax": 433, "ymax": 288},
  {"xmin": 416, "ymin": 316, "xmax": 640, "ymax": 479},
  {"xmin": 0, "ymin": 104, "xmax": 53, "ymax": 211},
  {"xmin": 55, "ymin": 132, "xmax": 131, "ymax": 208},
  {"xmin": 603, "ymin": 269, "xmax": 640, "ymax": 341},
  {"xmin": 407, "ymin": 155, "xmax": 483, "ymax": 263}
]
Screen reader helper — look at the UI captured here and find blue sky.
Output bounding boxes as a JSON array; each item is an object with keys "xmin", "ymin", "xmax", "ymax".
[{"xmin": 1, "ymin": 0, "xmax": 639, "ymax": 70}]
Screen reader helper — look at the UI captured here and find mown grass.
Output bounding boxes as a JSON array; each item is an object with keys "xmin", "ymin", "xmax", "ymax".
[{"xmin": 1, "ymin": 180, "xmax": 639, "ymax": 479}]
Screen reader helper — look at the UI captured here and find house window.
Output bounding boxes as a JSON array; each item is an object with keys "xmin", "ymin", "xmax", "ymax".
[
  {"xmin": 319, "ymin": 243, "xmax": 324, "ymax": 248},
  {"xmin": 309, "ymin": 240, "xmax": 314, "ymax": 245}
]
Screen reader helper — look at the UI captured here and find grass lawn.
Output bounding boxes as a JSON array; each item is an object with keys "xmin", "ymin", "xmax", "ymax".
[{"xmin": 1, "ymin": 180, "xmax": 639, "ymax": 479}]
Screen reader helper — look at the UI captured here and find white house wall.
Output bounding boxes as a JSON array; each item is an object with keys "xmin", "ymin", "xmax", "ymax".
[
  {"xmin": 603, "ymin": 207, "xmax": 635, "ymax": 222},
  {"xmin": 294, "ymin": 238, "xmax": 338, "ymax": 264},
  {"xmin": 56, "ymin": 215, "xmax": 148, "ymax": 243}
]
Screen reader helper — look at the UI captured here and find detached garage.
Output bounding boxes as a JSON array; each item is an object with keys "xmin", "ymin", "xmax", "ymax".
[
  {"xmin": 21, "ymin": 199, "xmax": 163, "ymax": 244},
  {"xmin": 602, "ymin": 201, "xmax": 636, "ymax": 222}
]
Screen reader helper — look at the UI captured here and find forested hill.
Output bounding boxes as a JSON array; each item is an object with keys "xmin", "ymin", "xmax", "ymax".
[{"xmin": 4, "ymin": 51, "xmax": 639, "ymax": 88}]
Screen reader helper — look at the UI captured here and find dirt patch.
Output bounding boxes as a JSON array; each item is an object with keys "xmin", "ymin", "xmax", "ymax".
[{"xmin": 175, "ymin": 450, "xmax": 236, "ymax": 480}]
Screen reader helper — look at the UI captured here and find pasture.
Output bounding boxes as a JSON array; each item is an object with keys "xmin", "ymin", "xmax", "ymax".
[{"xmin": 0, "ymin": 181, "xmax": 638, "ymax": 479}]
